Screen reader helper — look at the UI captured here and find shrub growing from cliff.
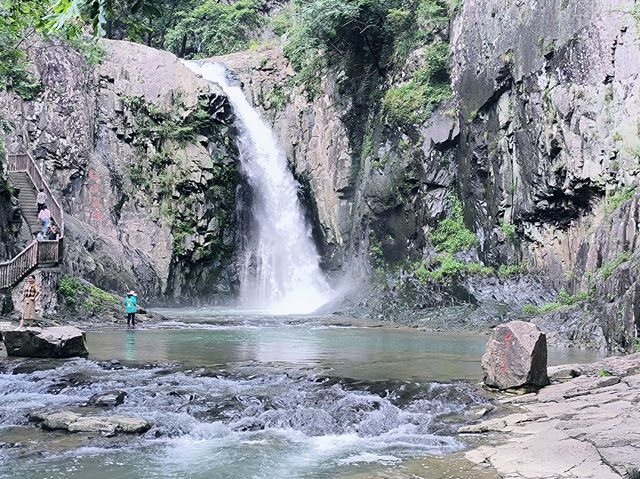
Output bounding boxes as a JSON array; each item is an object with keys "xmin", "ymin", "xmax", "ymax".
[
  {"xmin": 281, "ymin": 0, "xmax": 453, "ymax": 101},
  {"xmin": 382, "ymin": 41, "xmax": 452, "ymax": 126},
  {"xmin": 0, "ymin": 0, "xmax": 44, "ymax": 100},
  {"xmin": 429, "ymin": 197, "xmax": 477, "ymax": 254},
  {"xmin": 604, "ymin": 186, "xmax": 636, "ymax": 214},
  {"xmin": 58, "ymin": 276, "xmax": 119, "ymax": 314}
]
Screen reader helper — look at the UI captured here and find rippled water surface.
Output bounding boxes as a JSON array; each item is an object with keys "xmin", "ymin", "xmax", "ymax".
[{"xmin": 0, "ymin": 308, "xmax": 604, "ymax": 479}]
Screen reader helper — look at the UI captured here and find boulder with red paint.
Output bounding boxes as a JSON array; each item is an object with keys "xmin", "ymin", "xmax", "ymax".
[{"xmin": 481, "ymin": 321, "xmax": 550, "ymax": 390}]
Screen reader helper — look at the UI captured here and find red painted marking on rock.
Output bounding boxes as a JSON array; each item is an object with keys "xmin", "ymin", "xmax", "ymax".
[{"xmin": 500, "ymin": 332, "xmax": 513, "ymax": 373}]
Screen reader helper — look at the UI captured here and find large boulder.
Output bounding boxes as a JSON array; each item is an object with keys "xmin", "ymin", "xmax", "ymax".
[
  {"xmin": 482, "ymin": 321, "xmax": 550, "ymax": 390},
  {"xmin": 29, "ymin": 410, "xmax": 150, "ymax": 435},
  {"xmin": 3, "ymin": 326, "xmax": 89, "ymax": 358}
]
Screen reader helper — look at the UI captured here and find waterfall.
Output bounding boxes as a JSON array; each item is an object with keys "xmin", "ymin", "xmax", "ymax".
[{"xmin": 184, "ymin": 61, "xmax": 333, "ymax": 314}]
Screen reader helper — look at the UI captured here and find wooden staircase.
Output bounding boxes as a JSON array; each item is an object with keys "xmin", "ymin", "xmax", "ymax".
[
  {"xmin": 8, "ymin": 171, "xmax": 42, "ymax": 235},
  {"xmin": 0, "ymin": 152, "xmax": 64, "ymax": 290}
]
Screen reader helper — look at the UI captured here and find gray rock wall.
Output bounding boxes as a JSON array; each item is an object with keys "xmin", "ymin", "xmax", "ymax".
[
  {"xmin": 451, "ymin": 0, "xmax": 640, "ymax": 349},
  {"xmin": 215, "ymin": 1, "xmax": 640, "ymax": 350},
  {"xmin": 0, "ymin": 39, "xmax": 240, "ymax": 302}
]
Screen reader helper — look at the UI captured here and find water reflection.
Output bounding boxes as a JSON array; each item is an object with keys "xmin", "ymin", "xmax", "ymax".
[
  {"xmin": 87, "ymin": 319, "xmax": 604, "ymax": 383},
  {"xmin": 125, "ymin": 331, "xmax": 136, "ymax": 362}
]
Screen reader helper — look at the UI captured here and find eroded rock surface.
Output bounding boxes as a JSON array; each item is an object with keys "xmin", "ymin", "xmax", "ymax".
[
  {"xmin": 3, "ymin": 326, "xmax": 88, "ymax": 358},
  {"xmin": 482, "ymin": 321, "xmax": 550, "ymax": 390},
  {"xmin": 464, "ymin": 353, "xmax": 640, "ymax": 478},
  {"xmin": 29, "ymin": 410, "xmax": 150, "ymax": 435},
  {"xmin": 0, "ymin": 39, "xmax": 240, "ymax": 303}
]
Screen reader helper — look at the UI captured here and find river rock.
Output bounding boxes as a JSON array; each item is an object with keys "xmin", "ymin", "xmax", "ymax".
[
  {"xmin": 29, "ymin": 410, "xmax": 150, "ymax": 435},
  {"xmin": 87, "ymin": 390, "xmax": 127, "ymax": 407},
  {"xmin": 481, "ymin": 321, "xmax": 549, "ymax": 390},
  {"xmin": 3, "ymin": 326, "xmax": 89, "ymax": 358}
]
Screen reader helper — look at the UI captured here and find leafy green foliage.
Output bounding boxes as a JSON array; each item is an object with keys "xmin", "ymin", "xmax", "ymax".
[
  {"xmin": 429, "ymin": 197, "xmax": 477, "ymax": 254},
  {"xmin": 599, "ymin": 251, "xmax": 633, "ymax": 280},
  {"xmin": 45, "ymin": 0, "xmax": 160, "ymax": 38},
  {"xmin": 414, "ymin": 254, "xmax": 492, "ymax": 284},
  {"xmin": 0, "ymin": 0, "xmax": 45, "ymax": 100},
  {"xmin": 382, "ymin": 40, "xmax": 451, "ymax": 125},
  {"xmin": 165, "ymin": 0, "xmax": 262, "ymax": 58},
  {"xmin": 522, "ymin": 289, "xmax": 591, "ymax": 316},
  {"xmin": 597, "ymin": 369, "xmax": 611, "ymax": 378},
  {"xmin": 498, "ymin": 263, "xmax": 526, "ymax": 279},
  {"xmin": 604, "ymin": 186, "xmax": 636, "ymax": 214},
  {"xmin": 58, "ymin": 275, "xmax": 118, "ymax": 313},
  {"xmin": 281, "ymin": 0, "xmax": 452, "ymax": 102},
  {"xmin": 500, "ymin": 222, "xmax": 517, "ymax": 240}
]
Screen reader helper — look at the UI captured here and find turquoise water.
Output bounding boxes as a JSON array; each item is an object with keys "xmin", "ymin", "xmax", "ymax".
[{"xmin": 0, "ymin": 308, "xmax": 604, "ymax": 479}]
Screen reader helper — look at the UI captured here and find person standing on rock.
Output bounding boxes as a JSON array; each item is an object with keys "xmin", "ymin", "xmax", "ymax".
[
  {"xmin": 36, "ymin": 188, "xmax": 47, "ymax": 213},
  {"xmin": 19, "ymin": 275, "xmax": 39, "ymax": 328},
  {"xmin": 124, "ymin": 291, "xmax": 138, "ymax": 329},
  {"xmin": 38, "ymin": 206, "xmax": 51, "ymax": 235}
]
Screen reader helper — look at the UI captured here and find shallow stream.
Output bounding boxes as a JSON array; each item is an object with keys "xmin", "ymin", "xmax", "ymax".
[{"xmin": 0, "ymin": 309, "xmax": 603, "ymax": 479}]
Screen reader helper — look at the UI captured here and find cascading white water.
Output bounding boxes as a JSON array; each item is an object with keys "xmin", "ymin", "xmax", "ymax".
[{"xmin": 184, "ymin": 61, "xmax": 333, "ymax": 314}]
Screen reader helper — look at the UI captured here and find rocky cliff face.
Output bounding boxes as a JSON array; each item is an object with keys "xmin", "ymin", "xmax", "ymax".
[
  {"xmin": 2, "ymin": 0, "xmax": 638, "ymax": 350},
  {"xmin": 450, "ymin": 0, "xmax": 640, "ymax": 350},
  {"xmin": 213, "ymin": 0, "xmax": 640, "ymax": 351},
  {"xmin": 0, "ymin": 151, "xmax": 21, "ymax": 263},
  {"xmin": 0, "ymin": 39, "xmax": 240, "ymax": 303}
]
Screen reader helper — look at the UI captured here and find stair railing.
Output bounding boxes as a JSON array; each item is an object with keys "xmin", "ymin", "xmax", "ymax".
[
  {"xmin": 0, "ymin": 152, "xmax": 65, "ymax": 289},
  {"xmin": 7, "ymin": 152, "xmax": 64, "ymax": 238}
]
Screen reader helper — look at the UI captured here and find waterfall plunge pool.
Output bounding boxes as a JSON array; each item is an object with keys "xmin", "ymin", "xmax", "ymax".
[{"xmin": 0, "ymin": 309, "xmax": 604, "ymax": 479}]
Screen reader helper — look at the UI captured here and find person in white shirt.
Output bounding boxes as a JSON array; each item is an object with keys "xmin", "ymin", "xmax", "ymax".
[
  {"xmin": 38, "ymin": 207, "xmax": 51, "ymax": 235},
  {"xmin": 36, "ymin": 188, "xmax": 47, "ymax": 212}
]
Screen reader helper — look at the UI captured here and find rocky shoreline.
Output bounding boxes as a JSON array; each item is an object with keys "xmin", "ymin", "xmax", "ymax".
[{"xmin": 462, "ymin": 353, "xmax": 640, "ymax": 479}]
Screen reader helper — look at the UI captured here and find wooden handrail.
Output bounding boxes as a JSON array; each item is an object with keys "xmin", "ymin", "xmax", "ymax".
[
  {"xmin": 0, "ymin": 241, "xmax": 38, "ymax": 289},
  {"xmin": 7, "ymin": 152, "xmax": 64, "ymax": 238},
  {"xmin": 0, "ymin": 152, "xmax": 65, "ymax": 290}
]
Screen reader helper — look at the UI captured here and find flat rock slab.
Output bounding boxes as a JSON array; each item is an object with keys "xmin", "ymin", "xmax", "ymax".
[
  {"xmin": 3, "ymin": 326, "xmax": 88, "ymax": 358},
  {"xmin": 463, "ymin": 354, "xmax": 640, "ymax": 478},
  {"xmin": 29, "ymin": 410, "xmax": 150, "ymax": 435}
]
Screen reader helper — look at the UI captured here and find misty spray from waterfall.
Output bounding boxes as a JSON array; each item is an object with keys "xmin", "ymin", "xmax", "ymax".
[{"xmin": 184, "ymin": 61, "xmax": 333, "ymax": 314}]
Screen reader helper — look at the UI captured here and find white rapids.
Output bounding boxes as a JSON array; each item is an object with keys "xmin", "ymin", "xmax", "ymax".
[{"xmin": 184, "ymin": 61, "xmax": 333, "ymax": 314}]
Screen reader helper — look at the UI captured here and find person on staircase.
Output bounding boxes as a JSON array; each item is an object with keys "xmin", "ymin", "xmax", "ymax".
[
  {"xmin": 47, "ymin": 224, "xmax": 60, "ymax": 241},
  {"xmin": 38, "ymin": 206, "xmax": 51, "ymax": 235},
  {"xmin": 19, "ymin": 275, "xmax": 39, "ymax": 329},
  {"xmin": 36, "ymin": 188, "xmax": 47, "ymax": 213}
]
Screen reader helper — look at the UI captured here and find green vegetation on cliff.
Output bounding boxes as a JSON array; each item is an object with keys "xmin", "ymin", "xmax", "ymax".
[
  {"xmin": 429, "ymin": 198, "xmax": 477, "ymax": 254},
  {"xmin": 0, "ymin": 0, "xmax": 44, "ymax": 100},
  {"xmin": 279, "ymin": 0, "xmax": 454, "ymax": 108},
  {"xmin": 58, "ymin": 276, "xmax": 120, "ymax": 314},
  {"xmin": 119, "ymin": 94, "xmax": 238, "ymax": 263},
  {"xmin": 165, "ymin": 0, "xmax": 261, "ymax": 58},
  {"xmin": 382, "ymin": 41, "xmax": 451, "ymax": 125}
]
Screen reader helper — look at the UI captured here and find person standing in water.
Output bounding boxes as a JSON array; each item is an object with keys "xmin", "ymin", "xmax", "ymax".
[
  {"xmin": 124, "ymin": 290, "xmax": 138, "ymax": 329},
  {"xmin": 19, "ymin": 275, "xmax": 39, "ymax": 328}
]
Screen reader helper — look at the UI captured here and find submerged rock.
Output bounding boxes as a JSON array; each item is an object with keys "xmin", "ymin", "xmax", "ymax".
[
  {"xmin": 481, "ymin": 321, "xmax": 549, "ymax": 390},
  {"xmin": 87, "ymin": 390, "xmax": 127, "ymax": 408},
  {"xmin": 3, "ymin": 326, "xmax": 88, "ymax": 358},
  {"xmin": 29, "ymin": 410, "xmax": 150, "ymax": 435}
]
